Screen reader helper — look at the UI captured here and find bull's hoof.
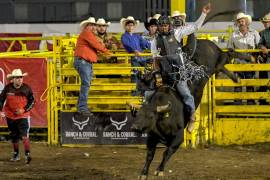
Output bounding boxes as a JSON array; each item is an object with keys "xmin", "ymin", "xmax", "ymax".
[
  {"xmin": 138, "ymin": 175, "xmax": 147, "ymax": 180},
  {"xmin": 154, "ymin": 170, "xmax": 164, "ymax": 176}
]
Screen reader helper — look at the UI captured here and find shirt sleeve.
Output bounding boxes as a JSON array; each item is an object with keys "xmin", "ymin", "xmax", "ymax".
[
  {"xmin": 0, "ymin": 86, "xmax": 7, "ymax": 111},
  {"xmin": 258, "ymin": 31, "xmax": 266, "ymax": 48},
  {"xmin": 83, "ymin": 31, "xmax": 109, "ymax": 53},
  {"xmin": 254, "ymin": 31, "xmax": 261, "ymax": 47},
  {"xmin": 24, "ymin": 85, "xmax": 35, "ymax": 112},
  {"xmin": 121, "ymin": 33, "xmax": 135, "ymax": 53},
  {"xmin": 139, "ymin": 35, "xmax": 151, "ymax": 50},
  {"xmin": 174, "ymin": 12, "xmax": 207, "ymax": 41}
]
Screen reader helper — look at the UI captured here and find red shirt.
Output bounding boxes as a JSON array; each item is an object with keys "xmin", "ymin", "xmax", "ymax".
[
  {"xmin": 0, "ymin": 83, "xmax": 35, "ymax": 120},
  {"xmin": 74, "ymin": 29, "xmax": 109, "ymax": 63}
]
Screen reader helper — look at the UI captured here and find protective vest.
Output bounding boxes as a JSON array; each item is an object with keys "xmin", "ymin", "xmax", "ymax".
[{"xmin": 156, "ymin": 31, "xmax": 181, "ymax": 56}]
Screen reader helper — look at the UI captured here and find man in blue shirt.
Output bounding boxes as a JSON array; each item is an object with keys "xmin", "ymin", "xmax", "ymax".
[{"xmin": 121, "ymin": 16, "xmax": 150, "ymax": 95}]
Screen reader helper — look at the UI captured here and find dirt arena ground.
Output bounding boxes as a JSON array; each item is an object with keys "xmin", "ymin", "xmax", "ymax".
[{"xmin": 0, "ymin": 141, "xmax": 270, "ymax": 180}]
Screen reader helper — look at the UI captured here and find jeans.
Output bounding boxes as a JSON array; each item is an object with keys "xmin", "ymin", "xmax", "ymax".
[
  {"xmin": 73, "ymin": 57, "xmax": 93, "ymax": 112},
  {"xmin": 176, "ymin": 81, "xmax": 195, "ymax": 113}
]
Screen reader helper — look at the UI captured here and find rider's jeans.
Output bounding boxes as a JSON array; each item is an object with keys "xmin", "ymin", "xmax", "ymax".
[
  {"xmin": 176, "ymin": 81, "xmax": 195, "ymax": 113},
  {"xmin": 73, "ymin": 57, "xmax": 93, "ymax": 112}
]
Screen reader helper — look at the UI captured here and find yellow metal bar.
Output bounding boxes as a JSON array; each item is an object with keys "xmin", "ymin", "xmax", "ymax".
[
  {"xmin": 214, "ymin": 79, "xmax": 270, "ymax": 87},
  {"xmin": 215, "ymin": 105, "xmax": 270, "ymax": 113},
  {"xmin": 6, "ymin": 40, "xmax": 16, "ymax": 52},
  {"xmin": 62, "ymin": 83, "xmax": 136, "ymax": 91},
  {"xmin": 171, "ymin": 0, "xmax": 185, "ymax": 13},
  {"xmin": 214, "ymin": 92, "xmax": 270, "ymax": 100}
]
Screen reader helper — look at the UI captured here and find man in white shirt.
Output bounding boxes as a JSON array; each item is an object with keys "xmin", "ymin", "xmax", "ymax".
[{"xmin": 227, "ymin": 12, "xmax": 260, "ymax": 105}]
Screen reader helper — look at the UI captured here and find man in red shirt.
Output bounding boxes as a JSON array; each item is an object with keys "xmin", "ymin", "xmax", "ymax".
[
  {"xmin": 0, "ymin": 69, "xmax": 35, "ymax": 164},
  {"xmin": 74, "ymin": 17, "xmax": 111, "ymax": 116}
]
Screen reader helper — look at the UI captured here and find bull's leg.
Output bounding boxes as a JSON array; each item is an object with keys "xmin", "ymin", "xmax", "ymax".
[
  {"xmin": 220, "ymin": 67, "xmax": 240, "ymax": 83},
  {"xmin": 155, "ymin": 129, "xmax": 184, "ymax": 176},
  {"xmin": 139, "ymin": 137, "xmax": 158, "ymax": 180}
]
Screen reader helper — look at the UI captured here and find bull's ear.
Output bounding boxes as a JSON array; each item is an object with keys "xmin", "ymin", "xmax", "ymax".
[{"xmin": 156, "ymin": 101, "xmax": 171, "ymax": 113}]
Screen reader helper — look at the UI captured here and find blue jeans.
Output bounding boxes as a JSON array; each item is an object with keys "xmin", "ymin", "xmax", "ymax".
[
  {"xmin": 176, "ymin": 81, "xmax": 195, "ymax": 113},
  {"xmin": 73, "ymin": 57, "xmax": 93, "ymax": 112}
]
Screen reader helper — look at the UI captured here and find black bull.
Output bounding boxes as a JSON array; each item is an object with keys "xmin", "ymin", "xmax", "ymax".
[{"xmin": 131, "ymin": 37, "xmax": 249, "ymax": 179}]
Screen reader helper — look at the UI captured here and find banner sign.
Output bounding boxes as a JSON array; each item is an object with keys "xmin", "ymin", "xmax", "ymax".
[
  {"xmin": 0, "ymin": 58, "xmax": 47, "ymax": 127},
  {"xmin": 61, "ymin": 112, "xmax": 147, "ymax": 145}
]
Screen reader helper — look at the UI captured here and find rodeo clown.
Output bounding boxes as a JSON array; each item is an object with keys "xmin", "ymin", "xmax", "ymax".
[
  {"xmin": 150, "ymin": 3, "xmax": 211, "ymax": 133},
  {"xmin": 0, "ymin": 69, "xmax": 34, "ymax": 164}
]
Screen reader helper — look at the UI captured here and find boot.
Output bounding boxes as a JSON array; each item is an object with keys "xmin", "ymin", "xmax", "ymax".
[{"xmin": 187, "ymin": 112, "xmax": 196, "ymax": 133}]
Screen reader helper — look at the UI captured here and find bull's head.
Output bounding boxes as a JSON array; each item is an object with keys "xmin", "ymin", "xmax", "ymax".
[{"xmin": 131, "ymin": 101, "xmax": 172, "ymax": 133}]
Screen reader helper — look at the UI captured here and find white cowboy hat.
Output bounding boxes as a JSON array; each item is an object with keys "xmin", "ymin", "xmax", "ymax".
[
  {"xmin": 79, "ymin": 17, "xmax": 96, "ymax": 29},
  {"xmin": 171, "ymin": 10, "xmax": 186, "ymax": 19},
  {"xmin": 120, "ymin": 16, "xmax": 140, "ymax": 29},
  {"xmin": 153, "ymin": 14, "xmax": 161, "ymax": 20},
  {"xmin": 96, "ymin": 18, "xmax": 111, "ymax": 26},
  {"xmin": 261, "ymin": 12, "xmax": 270, "ymax": 22},
  {"xmin": 235, "ymin": 12, "xmax": 252, "ymax": 24},
  {"xmin": 7, "ymin": 69, "xmax": 28, "ymax": 80}
]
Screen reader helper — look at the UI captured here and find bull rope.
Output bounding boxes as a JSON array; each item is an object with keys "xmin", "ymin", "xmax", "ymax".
[{"xmin": 169, "ymin": 50, "xmax": 208, "ymax": 82}]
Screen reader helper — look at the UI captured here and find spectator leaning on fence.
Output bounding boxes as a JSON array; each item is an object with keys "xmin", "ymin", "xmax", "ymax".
[
  {"xmin": 142, "ymin": 16, "xmax": 158, "ymax": 43},
  {"xmin": 120, "ymin": 16, "xmax": 150, "ymax": 95},
  {"xmin": 258, "ymin": 12, "xmax": 270, "ymax": 63},
  {"xmin": 257, "ymin": 12, "xmax": 270, "ymax": 104},
  {"xmin": 227, "ymin": 12, "xmax": 260, "ymax": 105},
  {"xmin": 74, "ymin": 17, "xmax": 111, "ymax": 116},
  {"xmin": 95, "ymin": 18, "xmax": 122, "ymax": 63},
  {"xmin": 0, "ymin": 69, "xmax": 35, "ymax": 164}
]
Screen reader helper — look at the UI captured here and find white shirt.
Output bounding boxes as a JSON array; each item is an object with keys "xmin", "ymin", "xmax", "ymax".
[
  {"xmin": 227, "ymin": 28, "xmax": 261, "ymax": 49},
  {"xmin": 151, "ymin": 13, "xmax": 207, "ymax": 57}
]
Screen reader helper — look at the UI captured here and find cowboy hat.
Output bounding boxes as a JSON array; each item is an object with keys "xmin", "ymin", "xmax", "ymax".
[
  {"xmin": 261, "ymin": 12, "xmax": 270, "ymax": 22},
  {"xmin": 7, "ymin": 69, "xmax": 28, "ymax": 80},
  {"xmin": 144, "ymin": 18, "xmax": 158, "ymax": 30},
  {"xmin": 79, "ymin": 17, "xmax": 96, "ymax": 29},
  {"xmin": 120, "ymin": 16, "xmax": 140, "ymax": 29},
  {"xmin": 235, "ymin": 12, "xmax": 252, "ymax": 24},
  {"xmin": 153, "ymin": 14, "xmax": 161, "ymax": 20},
  {"xmin": 96, "ymin": 18, "xmax": 111, "ymax": 26},
  {"xmin": 171, "ymin": 10, "xmax": 186, "ymax": 19}
]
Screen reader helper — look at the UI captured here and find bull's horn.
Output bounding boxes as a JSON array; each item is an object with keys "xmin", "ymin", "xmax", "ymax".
[
  {"xmin": 156, "ymin": 102, "xmax": 171, "ymax": 112},
  {"xmin": 126, "ymin": 102, "xmax": 142, "ymax": 109}
]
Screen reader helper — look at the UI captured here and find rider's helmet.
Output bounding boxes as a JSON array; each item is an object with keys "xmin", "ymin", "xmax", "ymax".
[
  {"xmin": 157, "ymin": 16, "xmax": 172, "ymax": 35},
  {"xmin": 158, "ymin": 16, "xmax": 171, "ymax": 25}
]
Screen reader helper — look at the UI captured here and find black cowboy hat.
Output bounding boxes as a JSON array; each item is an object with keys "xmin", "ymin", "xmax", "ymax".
[{"xmin": 144, "ymin": 18, "xmax": 158, "ymax": 30}]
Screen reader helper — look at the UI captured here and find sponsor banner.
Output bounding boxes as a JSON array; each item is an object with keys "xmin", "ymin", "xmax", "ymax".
[
  {"xmin": 61, "ymin": 112, "xmax": 147, "ymax": 145},
  {"xmin": 0, "ymin": 58, "xmax": 47, "ymax": 127}
]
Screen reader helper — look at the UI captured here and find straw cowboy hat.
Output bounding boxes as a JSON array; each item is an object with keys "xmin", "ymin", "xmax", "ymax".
[
  {"xmin": 153, "ymin": 14, "xmax": 161, "ymax": 20},
  {"xmin": 7, "ymin": 69, "xmax": 28, "ymax": 80},
  {"xmin": 96, "ymin": 18, "xmax": 111, "ymax": 26},
  {"xmin": 261, "ymin": 12, "xmax": 270, "ymax": 22},
  {"xmin": 235, "ymin": 12, "xmax": 252, "ymax": 24},
  {"xmin": 79, "ymin": 17, "xmax": 96, "ymax": 29},
  {"xmin": 171, "ymin": 10, "xmax": 186, "ymax": 19},
  {"xmin": 120, "ymin": 16, "xmax": 140, "ymax": 29}
]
